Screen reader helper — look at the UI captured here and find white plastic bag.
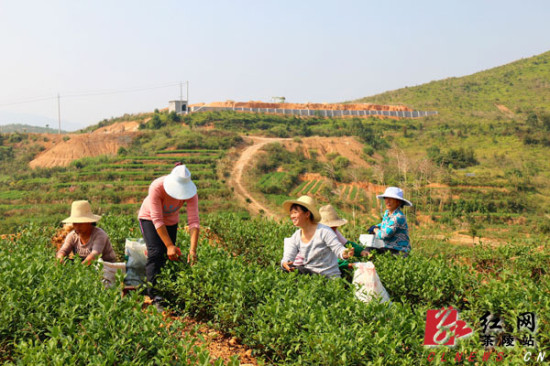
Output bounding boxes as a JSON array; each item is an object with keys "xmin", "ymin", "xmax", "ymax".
[
  {"xmin": 352, "ymin": 262, "xmax": 390, "ymax": 303},
  {"xmin": 98, "ymin": 259, "xmax": 126, "ymax": 288},
  {"xmin": 359, "ymin": 234, "xmax": 385, "ymax": 249},
  {"xmin": 124, "ymin": 238, "xmax": 147, "ymax": 286}
]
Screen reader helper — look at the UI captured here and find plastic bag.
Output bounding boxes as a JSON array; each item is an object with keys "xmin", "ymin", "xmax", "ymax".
[
  {"xmin": 98, "ymin": 259, "xmax": 126, "ymax": 288},
  {"xmin": 359, "ymin": 234, "xmax": 385, "ymax": 249},
  {"xmin": 352, "ymin": 262, "xmax": 390, "ymax": 303},
  {"xmin": 124, "ymin": 238, "xmax": 147, "ymax": 286}
]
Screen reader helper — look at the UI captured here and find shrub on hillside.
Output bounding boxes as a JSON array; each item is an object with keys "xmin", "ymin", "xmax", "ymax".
[
  {"xmin": 8, "ymin": 133, "xmax": 25, "ymax": 143},
  {"xmin": 254, "ymin": 143, "xmax": 301, "ymax": 174},
  {"xmin": 362, "ymin": 145, "xmax": 374, "ymax": 156},
  {"xmin": 427, "ymin": 145, "xmax": 478, "ymax": 168},
  {"xmin": 333, "ymin": 156, "xmax": 350, "ymax": 170},
  {"xmin": 0, "ymin": 146, "xmax": 14, "ymax": 161},
  {"xmin": 257, "ymin": 171, "xmax": 299, "ymax": 195}
]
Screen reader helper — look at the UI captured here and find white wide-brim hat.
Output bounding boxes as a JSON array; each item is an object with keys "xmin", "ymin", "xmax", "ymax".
[
  {"xmin": 283, "ymin": 195, "xmax": 321, "ymax": 223},
  {"xmin": 376, "ymin": 187, "xmax": 413, "ymax": 207},
  {"xmin": 163, "ymin": 165, "xmax": 197, "ymax": 200},
  {"xmin": 319, "ymin": 204, "xmax": 348, "ymax": 227},
  {"xmin": 62, "ymin": 200, "xmax": 102, "ymax": 223}
]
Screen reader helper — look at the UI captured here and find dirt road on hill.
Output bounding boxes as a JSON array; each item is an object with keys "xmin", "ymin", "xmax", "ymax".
[
  {"xmin": 229, "ymin": 137, "xmax": 291, "ymax": 219},
  {"xmin": 228, "ymin": 135, "xmax": 375, "ymax": 219}
]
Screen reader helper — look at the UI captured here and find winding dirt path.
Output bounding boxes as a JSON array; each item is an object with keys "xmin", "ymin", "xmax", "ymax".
[{"xmin": 229, "ymin": 136, "xmax": 291, "ymax": 219}]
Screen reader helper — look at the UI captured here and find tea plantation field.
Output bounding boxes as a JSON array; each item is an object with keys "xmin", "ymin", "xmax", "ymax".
[{"xmin": 1, "ymin": 214, "xmax": 548, "ymax": 365}]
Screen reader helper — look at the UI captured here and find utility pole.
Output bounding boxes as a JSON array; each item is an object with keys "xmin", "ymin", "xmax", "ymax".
[
  {"xmin": 57, "ymin": 93, "xmax": 61, "ymax": 134},
  {"xmin": 180, "ymin": 81, "xmax": 190, "ymax": 114}
]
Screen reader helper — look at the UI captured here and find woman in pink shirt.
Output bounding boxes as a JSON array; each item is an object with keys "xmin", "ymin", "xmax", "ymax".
[{"xmin": 138, "ymin": 164, "xmax": 200, "ymax": 306}]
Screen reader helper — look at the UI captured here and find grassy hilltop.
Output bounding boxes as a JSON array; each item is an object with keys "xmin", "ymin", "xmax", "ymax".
[{"xmin": 354, "ymin": 50, "xmax": 550, "ymax": 120}]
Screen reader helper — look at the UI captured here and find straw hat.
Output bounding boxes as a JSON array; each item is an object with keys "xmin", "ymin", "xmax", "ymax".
[
  {"xmin": 283, "ymin": 195, "xmax": 320, "ymax": 222},
  {"xmin": 163, "ymin": 165, "xmax": 197, "ymax": 200},
  {"xmin": 376, "ymin": 187, "xmax": 413, "ymax": 207},
  {"xmin": 62, "ymin": 200, "xmax": 101, "ymax": 223},
  {"xmin": 319, "ymin": 205, "xmax": 348, "ymax": 227}
]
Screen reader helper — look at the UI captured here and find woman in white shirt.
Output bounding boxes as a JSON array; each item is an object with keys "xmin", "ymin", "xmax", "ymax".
[{"xmin": 280, "ymin": 195, "xmax": 354, "ymax": 278}]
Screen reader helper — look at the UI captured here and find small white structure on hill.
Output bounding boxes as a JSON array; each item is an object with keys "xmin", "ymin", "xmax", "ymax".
[
  {"xmin": 271, "ymin": 96, "xmax": 286, "ymax": 103},
  {"xmin": 168, "ymin": 100, "xmax": 188, "ymax": 114}
]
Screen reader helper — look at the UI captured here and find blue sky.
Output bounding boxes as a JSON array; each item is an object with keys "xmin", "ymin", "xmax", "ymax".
[{"xmin": 1, "ymin": 0, "xmax": 549, "ymax": 131}]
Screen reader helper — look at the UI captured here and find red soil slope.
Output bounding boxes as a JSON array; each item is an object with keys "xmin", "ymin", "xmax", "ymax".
[{"xmin": 29, "ymin": 122, "xmax": 140, "ymax": 169}]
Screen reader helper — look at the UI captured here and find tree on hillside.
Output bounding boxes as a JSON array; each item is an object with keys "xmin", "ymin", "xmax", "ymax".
[
  {"xmin": 0, "ymin": 146, "xmax": 14, "ymax": 161},
  {"xmin": 168, "ymin": 111, "xmax": 181, "ymax": 123},
  {"xmin": 526, "ymin": 112, "xmax": 539, "ymax": 127},
  {"xmin": 148, "ymin": 114, "xmax": 164, "ymax": 129},
  {"xmin": 390, "ymin": 147, "xmax": 410, "ymax": 184}
]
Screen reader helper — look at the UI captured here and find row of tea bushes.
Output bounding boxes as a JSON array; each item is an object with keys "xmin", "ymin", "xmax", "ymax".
[
  {"xmin": 158, "ymin": 214, "xmax": 549, "ymax": 365},
  {"xmin": 0, "ymin": 225, "xmax": 234, "ymax": 365},
  {"xmin": 158, "ymin": 245, "xmax": 430, "ymax": 365}
]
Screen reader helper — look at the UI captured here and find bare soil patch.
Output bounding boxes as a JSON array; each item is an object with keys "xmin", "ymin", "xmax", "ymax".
[
  {"xmin": 29, "ymin": 122, "xmax": 140, "ymax": 168},
  {"xmin": 422, "ymin": 231, "xmax": 505, "ymax": 247},
  {"xmin": 173, "ymin": 316, "xmax": 258, "ymax": 365},
  {"xmin": 495, "ymin": 104, "xmax": 515, "ymax": 117},
  {"xmin": 280, "ymin": 136, "xmax": 371, "ymax": 168}
]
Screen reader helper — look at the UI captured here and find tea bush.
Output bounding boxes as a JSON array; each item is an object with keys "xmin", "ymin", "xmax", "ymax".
[
  {"xmin": 154, "ymin": 214, "xmax": 549, "ymax": 364},
  {"xmin": 158, "ymin": 245, "xmax": 430, "ymax": 365},
  {"xmin": 0, "ymin": 224, "xmax": 230, "ymax": 365}
]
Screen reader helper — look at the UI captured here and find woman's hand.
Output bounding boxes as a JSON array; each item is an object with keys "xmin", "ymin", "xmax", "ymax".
[
  {"xmin": 360, "ymin": 249, "xmax": 370, "ymax": 257},
  {"xmin": 82, "ymin": 253, "xmax": 97, "ymax": 266},
  {"xmin": 342, "ymin": 247, "xmax": 355, "ymax": 260},
  {"xmin": 187, "ymin": 251, "xmax": 198, "ymax": 266},
  {"xmin": 282, "ymin": 261, "xmax": 296, "ymax": 272},
  {"xmin": 167, "ymin": 245, "xmax": 181, "ymax": 261},
  {"xmin": 367, "ymin": 225, "xmax": 377, "ymax": 234},
  {"xmin": 55, "ymin": 253, "xmax": 67, "ymax": 264}
]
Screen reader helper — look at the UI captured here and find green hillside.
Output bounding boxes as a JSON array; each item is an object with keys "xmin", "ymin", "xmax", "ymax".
[
  {"xmin": 354, "ymin": 51, "xmax": 550, "ymax": 121},
  {"xmin": 343, "ymin": 51, "xmax": 550, "ymax": 225}
]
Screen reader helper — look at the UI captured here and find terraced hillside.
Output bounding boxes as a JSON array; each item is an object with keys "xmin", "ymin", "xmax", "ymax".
[{"xmin": 0, "ymin": 140, "xmax": 238, "ymax": 233}]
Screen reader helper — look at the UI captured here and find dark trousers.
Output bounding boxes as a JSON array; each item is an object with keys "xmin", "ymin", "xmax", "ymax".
[{"xmin": 139, "ymin": 219, "xmax": 178, "ymax": 299}]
